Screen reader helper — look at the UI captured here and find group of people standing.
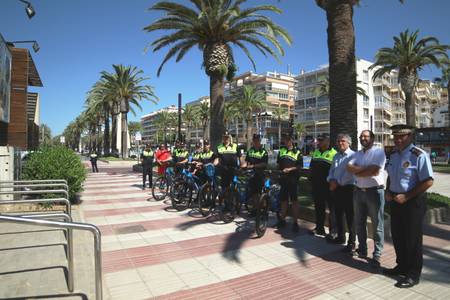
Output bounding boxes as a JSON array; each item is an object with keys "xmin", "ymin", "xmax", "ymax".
[{"xmin": 309, "ymin": 125, "xmax": 434, "ymax": 289}]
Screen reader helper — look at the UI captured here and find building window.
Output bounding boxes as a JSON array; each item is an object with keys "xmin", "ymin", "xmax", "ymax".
[
  {"xmin": 363, "ymin": 108, "xmax": 369, "ymax": 119},
  {"xmin": 363, "ymin": 96, "xmax": 369, "ymax": 107},
  {"xmin": 305, "ymin": 98, "xmax": 316, "ymax": 108},
  {"xmin": 363, "ymin": 70, "xmax": 369, "ymax": 82}
]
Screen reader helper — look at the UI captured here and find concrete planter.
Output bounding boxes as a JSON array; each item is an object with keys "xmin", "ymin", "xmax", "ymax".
[{"xmin": 424, "ymin": 206, "xmax": 450, "ymax": 224}]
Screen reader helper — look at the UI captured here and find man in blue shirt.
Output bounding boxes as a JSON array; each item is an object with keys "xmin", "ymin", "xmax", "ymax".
[
  {"xmin": 327, "ymin": 134, "xmax": 355, "ymax": 251},
  {"xmin": 384, "ymin": 124, "xmax": 434, "ymax": 288}
]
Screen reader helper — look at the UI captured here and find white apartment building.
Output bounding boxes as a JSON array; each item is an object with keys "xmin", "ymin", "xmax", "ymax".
[
  {"xmin": 433, "ymin": 105, "xmax": 449, "ymax": 128},
  {"xmin": 185, "ymin": 96, "xmax": 210, "ymax": 143},
  {"xmin": 140, "ymin": 105, "xmax": 178, "ymax": 144}
]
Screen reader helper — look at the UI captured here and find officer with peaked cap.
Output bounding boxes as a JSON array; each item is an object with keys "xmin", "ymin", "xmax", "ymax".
[{"xmin": 384, "ymin": 124, "xmax": 434, "ymax": 288}]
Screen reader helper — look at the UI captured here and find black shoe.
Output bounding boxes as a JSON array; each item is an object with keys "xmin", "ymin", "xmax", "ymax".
[
  {"xmin": 352, "ymin": 248, "xmax": 368, "ymax": 258},
  {"xmin": 395, "ymin": 277, "xmax": 419, "ymax": 288},
  {"xmin": 309, "ymin": 227, "xmax": 326, "ymax": 236},
  {"xmin": 327, "ymin": 236, "xmax": 345, "ymax": 244},
  {"xmin": 370, "ymin": 256, "xmax": 381, "ymax": 268},
  {"xmin": 142, "ymin": 186, "xmax": 146, "ymax": 190},
  {"xmin": 342, "ymin": 244, "xmax": 355, "ymax": 253},
  {"xmin": 292, "ymin": 222, "xmax": 299, "ymax": 233},
  {"xmin": 382, "ymin": 266, "xmax": 405, "ymax": 277},
  {"xmin": 276, "ymin": 219, "xmax": 286, "ymax": 229}
]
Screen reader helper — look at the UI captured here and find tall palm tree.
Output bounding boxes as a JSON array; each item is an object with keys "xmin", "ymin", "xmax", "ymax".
[
  {"xmin": 232, "ymin": 85, "xmax": 266, "ymax": 148},
  {"xmin": 223, "ymin": 101, "xmax": 235, "ymax": 132},
  {"xmin": 272, "ymin": 105, "xmax": 288, "ymax": 148},
  {"xmin": 182, "ymin": 104, "xmax": 199, "ymax": 142},
  {"xmin": 145, "ymin": 0, "xmax": 291, "ymax": 148},
  {"xmin": 315, "ymin": 76, "xmax": 367, "ymax": 98},
  {"xmin": 370, "ymin": 30, "xmax": 448, "ymax": 127},
  {"xmin": 155, "ymin": 111, "xmax": 177, "ymax": 143},
  {"xmin": 101, "ymin": 65, "xmax": 158, "ymax": 158},
  {"xmin": 315, "ymin": 0, "xmax": 404, "ymax": 147},
  {"xmin": 198, "ymin": 101, "xmax": 210, "ymax": 139},
  {"xmin": 293, "ymin": 122, "xmax": 306, "ymax": 147}
]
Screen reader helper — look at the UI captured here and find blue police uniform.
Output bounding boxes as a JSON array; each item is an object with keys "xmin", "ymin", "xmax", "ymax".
[{"xmin": 386, "ymin": 143, "xmax": 434, "ymax": 283}]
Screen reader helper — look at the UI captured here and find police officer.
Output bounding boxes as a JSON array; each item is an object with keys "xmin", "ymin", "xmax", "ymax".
[
  {"xmin": 200, "ymin": 140, "xmax": 215, "ymax": 165},
  {"xmin": 214, "ymin": 131, "xmax": 241, "ymax": 193},
  {"xmin": 141, "ymin": 144, "xmax": 154, "ymax": 190},
  {"xmin": 309, "ymin": 134, "xmax": 337, "ymax": 238},
  {"xmin": 277, "ymin": 134, "xmax": 303, "ymax": 232},
  {"xmin": 243, "ymin": 134, "xmax": 268, "ymax": 215},
  {"xmin": 172, "ymin": 140, "xmax": 189, "ymax": 174},
  {"xmin": 90, "ymin": 151, "xmax": 99, "ymax": 173},
  {"xmin": 190, "ymin": 142, "xmax": 203, "ymax": 175},
  {"xmin": 384, "ymin": 125, "xmax": 434, "ymax": 288}
]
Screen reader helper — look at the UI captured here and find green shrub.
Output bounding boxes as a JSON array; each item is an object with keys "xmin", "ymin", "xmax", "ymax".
[{"xmin": 21, "ymin": 146, "xmax": 87, "ymax": 203}]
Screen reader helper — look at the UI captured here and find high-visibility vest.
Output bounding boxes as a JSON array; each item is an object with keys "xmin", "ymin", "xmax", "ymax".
[
  {"xmin": 174, "ymin": 148, "xmax": 189, "ymax": 158},
  {"xmin": 143, "ymin": 150, "xmax": 154, "ymax": 157},
  {"xmin": 200, "ymin": 150, "xmax": 214, "ymax": 160},
  {"xmin": 279, "ymin": 147, "xmax": 301, "ymax": 161},
  {"xmin": 90, "ymin": 154, "xmax": 97, "ymax": 159},
  {"xmin": 217, "ymin": 143, "xmax": 238, "ymax": 154},
  {"xmin": 247, "ymin": 148, "xmax": 267, "ymax": 160},
  {"xmin": 311, "ymin": 148, "xmax": 337, "ymax": 164}
]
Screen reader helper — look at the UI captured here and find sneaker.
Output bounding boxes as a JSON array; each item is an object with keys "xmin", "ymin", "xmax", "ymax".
[
  {"xmin": 309, "ymin": 227, "xmax": 326, "ymax": 236},
  {"xmin": 276, "ymin": 219, "xmax": 286, "ymax": 229},
  {"xmin": 352, "ymin": 248, "xmax": 368, "ymax": 258},
  {"xmin": 292, "ymin": 222, "xmax": 300, "ymax": 233},
  {"xmin": 142, "ymin": 186, "xmax": 146, "ymax": 190}
]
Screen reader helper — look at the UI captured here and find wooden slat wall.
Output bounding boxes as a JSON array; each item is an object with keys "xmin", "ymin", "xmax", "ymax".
[{"xmin": 7, "ymin": 48, "xmax": 29, "ymax": 149}]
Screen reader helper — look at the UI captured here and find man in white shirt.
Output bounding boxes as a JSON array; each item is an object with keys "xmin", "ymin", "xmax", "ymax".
[{"xmin": 347, "ymin": 130, "xmax": 386, "ymax": 267}]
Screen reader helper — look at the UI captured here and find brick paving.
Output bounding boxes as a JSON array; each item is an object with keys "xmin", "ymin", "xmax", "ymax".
[{"xmin": 1, "ymin": 161, "xmax": 449, "ymax": 299}]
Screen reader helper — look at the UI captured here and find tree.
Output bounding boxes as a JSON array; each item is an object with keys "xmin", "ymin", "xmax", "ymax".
[
  {"xmin": 101, "ymin": 65, "xmax": 158, "ymax": 158},
  {"xmin": 232, "ymin": 85, "xmax": 266, "ymax": 148},
  {"xmin": 293, "ymin": 122, "xmax": 306, "ymax": 146},
  {"xmin": 315, "ymin": 0, "xmax": 405, "ymax": 148},
  {"xmin": 272, "ymin": 105, "xmax": 289, "ymax": 148},
  {"xmin": 223, "ymin": 101, "xmax": 235, "ymax": 132},
  {"xmin": 154, "ymin": 111, "xmax": 177, "ymax": 143},
  {"xmin": 128, "ymin": 121, "xmax": 142, "ymax": 137},
  {"xmin": 198, "ymin": 101, "xmax": 210, "ymax": 140},
  {"xmin": 182, "ymin": 104, "xmax": 199, "ymax": 142},
  {"xmin": 39, "ymin": 123, "xmax": 52, "ymax": 146},
  {"xmin": 145, "ymin": 0, "xmax": 291, "ymax": 148},
  {"xmin": 371, "ymin": 30, "xmax": 448, "ymax": 127},
  {"xmin": 315, "ymin": 76, "xmax": 367, "ymax": 98}
]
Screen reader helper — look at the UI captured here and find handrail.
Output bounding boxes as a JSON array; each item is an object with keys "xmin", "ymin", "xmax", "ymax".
[
  {"xmin": 0, "ymin": 179, "xmax": 68, "ymax": 184},
  {"xmin": 0, "ymin": 215, "xmax": 102, "ymax": 300},
  {"xmin": 16, "ymin": 212, "xmax": 74, "ymax": 291},
  {"xmin": 0, "ymin": 189, "xmax": 69, "ymax": 200},
  {"xmin": 0, "ymin": 198, "xmax": 71, "ymax": 216},
  {"xmin": 0, "ymin": 183, "xmax": 69, "ymax": 191}
]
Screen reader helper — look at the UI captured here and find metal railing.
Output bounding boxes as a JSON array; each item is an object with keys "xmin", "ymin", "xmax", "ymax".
[
  {"xmin": 0, "ymin": 183, "xmax": 69, "ymax": 191},
  {"xmin": 0, "ymin": 198, "xmax": 71, "ymax": 218},
  {"xmin": 0, "ymin": 179, "xmax": 68, "ymax": 184},
  {"xmin": 0, "ymin": 189, "xmax": 69, "ymax": 200},
  {"xmin": 0, "ymin": 215, "xmax": 102, "ymax": 300}
]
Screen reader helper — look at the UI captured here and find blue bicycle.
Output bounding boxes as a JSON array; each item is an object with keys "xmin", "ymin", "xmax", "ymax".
[
  {"xmin": 255, "ymin": 170, "xmax": 282, "ymax": 237},
  {"xmin": 170, "ymin": 163, "xmax": 203, "ymax": 211}
]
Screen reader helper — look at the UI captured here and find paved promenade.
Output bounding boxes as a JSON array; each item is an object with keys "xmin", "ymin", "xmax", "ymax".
[{"xmin": 0, "ymin": 161, "xmax": 449, "ymax": 299}]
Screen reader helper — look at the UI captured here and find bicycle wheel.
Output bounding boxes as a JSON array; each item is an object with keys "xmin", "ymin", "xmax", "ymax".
[
  {"xmin": 198, "ymin": 183, "xmax": 215, "ymax": 217},
  {"xmin": 255, "ymin": 194, "xmax": 269, "ymax": 238},
  {"xmin": 171, "ymin": 181, "xmax": 189, "ymax": 211},
  {"xmin": 151, "ymin": 177, "xmax": 168, "ymax": 201},
  {"xmin": 221, "ymin": 187, "xmax": 237, "ymax": 223}
]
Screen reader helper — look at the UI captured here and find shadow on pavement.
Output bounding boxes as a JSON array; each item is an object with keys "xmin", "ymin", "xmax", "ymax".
[{"xmin": 4, "ymin": 293, "xmax": 88, "ymax": 300}]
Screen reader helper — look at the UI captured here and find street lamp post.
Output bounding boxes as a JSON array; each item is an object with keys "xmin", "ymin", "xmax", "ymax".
[
  {"xmin": 18, "ymin": 0, "xmax": 36, "ymax": 19},
  {"xmin": 7, "ymin": 40, "xmax": 40, "ymax": 53}
]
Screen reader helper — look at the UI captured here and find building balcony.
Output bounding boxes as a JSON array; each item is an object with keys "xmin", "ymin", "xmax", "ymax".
[
  {"xmin": 374, "ymin": 102, "xmax": 392, "ymax": 111},
  {"xmin": 374, "ymin": 127, "xmax": 392, "ymax": 135},
  {"xmin": 373, "ymin": 77, "xmax": 391, "ymax": 87}
]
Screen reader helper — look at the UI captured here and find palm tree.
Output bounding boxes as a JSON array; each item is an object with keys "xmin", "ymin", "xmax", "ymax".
[
  {"xmin": 293, "ymin": 122, "xmax": 306, "ymax": 147},
  {"xmin": 315, "ymin": 0, "xmax": 405, "ymax": 147},
  {"xmin": 437, "ymin": 59, "xmax": 450, "ymax": 128},
  {"xmin": 198, "ymin": 101, "xmax": 210, "ymax": 139},
  {"xmin": 315, "ymin": 76, "xmax": 367, "ymax": 98},
  {"xmin": 145, "ymin": 0, "xmax": 291, "ymax": 148},
  {"xmin": 223, "ymin": 101, "xmax": 235, "ymax": 132},
  {"xmin": 39, "ymin": 123, "xmax": 52, "ymax": 146},
  {"xmin": 182, "ymin": 104, "xmax": 199, "ymax": 142},
  {"xmin": 154, "ymin": 111, "xmax": 177, "ymax": 143},
  {"xmin": 232, "ymin": 85, "xmax": 266, "ymax": 148},
  {"xmin": 370, "ymin": 30, "xmax": 448, "ymax": 127},
  {"xmin": 101, "ymin": 65, "xmax": 158, "ymax": 158},
  {"xmin": 272, "ymin": 105, "xmax": 289, "ymax": 148}
]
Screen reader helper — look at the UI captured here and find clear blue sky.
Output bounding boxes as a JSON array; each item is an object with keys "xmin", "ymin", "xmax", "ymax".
[{"xmin": 1, "ymin": 0, "xmax": 449, "ymax": 135}]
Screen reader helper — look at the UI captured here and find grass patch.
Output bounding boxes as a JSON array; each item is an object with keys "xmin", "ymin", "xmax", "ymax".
[
  {"xmin": 432, "ymin": 164, "xmax": 450, "ymax": 174},
  {"xmin": 101, "ymin": 156, "xmax": 136, "ymax": 161}
]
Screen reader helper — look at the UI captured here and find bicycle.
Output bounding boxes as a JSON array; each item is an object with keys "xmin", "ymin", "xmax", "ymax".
[
  {"xmin": 151, "ymin": 166, "xmax": 175, "ymax": 201},
  {"xmin": 255, "ymin": 169, "xmax": 282, "ymax": 237},
  {"xmin": 170, "ymin": 163, "xmax": 203, "ymax": 211},
  {"xmin": 197, "ymin": 163, "xmax": 219, "ymax": 217}
]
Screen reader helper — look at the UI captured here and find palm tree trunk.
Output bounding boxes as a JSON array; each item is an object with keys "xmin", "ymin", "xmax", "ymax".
[
  {"xmin": 447, "ymin": 82, "xmax": 449, "ymax": 129},
  {"xmin": 324, "ymin": 0, "xmax": 358, "ymax": 149},
  {"xmin": 97, "ymin": 125, "xmax": 102, "ymax": 154},
  {"xmin": 103, "ymin": 107, "xmax": 110, "ymax": 156},
  {"xmin": 400, "ymin": 73, "xmax": 418, "ymax": 127},
  {"xmin": 121, "ymin": 112, "xmax": 128, "ymax": 158},
  {"xmin": 111, "ymin": 113, "xmax": 118, "ymax": 154},
  {"xmin": 209, "ymin": 75, "xmax": 225, "ymax": 149},
  {"xmin": 235, "ymin": 119, "xmax": 239, "ymax": 142},
  {"xmin": 246, "ymin": 117, "xmax": 252, "ymax": 149}
]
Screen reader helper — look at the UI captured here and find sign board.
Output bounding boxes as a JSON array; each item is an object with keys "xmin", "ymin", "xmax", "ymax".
[
  {"xmin": 135, "ymin": 132, "xmax": 142, "ymax": 141},
  {"xmin": 60, "ymin": 136, "xmax": 65, "ymax": 144},
  {"xmin": 0, "ymin": 33, "xmax": 12, "ymax": 123}
]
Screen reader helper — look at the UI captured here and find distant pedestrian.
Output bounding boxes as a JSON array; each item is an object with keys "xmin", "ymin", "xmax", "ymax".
[
  {"xmin": 384, "ymin": 125, "xmax": 434, "ymax": 288},
  {"xmin": 90, "ymin": 151, "xmax": 99, "ymax": 173},
  {"xmin": 141, "ymin": 144, "xmax": 154, "ymax": 190},
  {"xmin": 327, "ymin": 133, "xmax": 355, "ymax": 251},
  {"xmin": 347, "ymin": 130, "xmax": 386, "ymax": 267}
]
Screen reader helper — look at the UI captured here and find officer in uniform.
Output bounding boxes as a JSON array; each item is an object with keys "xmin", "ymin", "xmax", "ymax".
[
  {"xmin": 172, "ymin": 140, "xmax": 189, "ymax": 174},
  {"xmin": 277, "ymin": 134, "xmax": 303, "ymax": 232},
  {"xmin": 309, "ymin": 134, "xmax": 337, "ymax": 237},
  {"xmin": 90, "ymin": 151, "xmax": 99, "ymax": 173},
  {"xmin": 384, "ymin": 124, "xmax": 434, "ymax": 288},
  {"xmin": 200, "ymin": 140, "xmax": 216, "ymax": 165},
  {"xmin": 242, "ymin": 134, "xmax": 268, "ymax": 215},
  {"xmin": 190, "ymin": 142, "xmax": 203, "ymax": 175},
  {"xmin": 214, "ymin": 131, "xmax": 241, "ymax": 192},
  {"xmin": 141, "ymin": 144, "xmax": 154, "ymax": 190}
]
